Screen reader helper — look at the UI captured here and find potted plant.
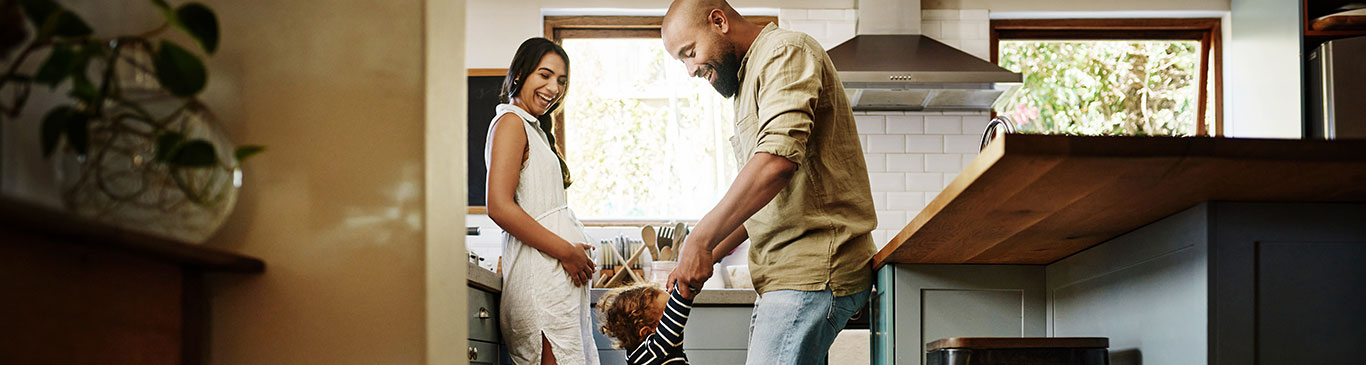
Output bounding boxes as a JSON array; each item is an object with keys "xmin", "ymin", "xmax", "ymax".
[{"xmin": 0, "ymin": 0, "xmax": 262, "ymax": 243}]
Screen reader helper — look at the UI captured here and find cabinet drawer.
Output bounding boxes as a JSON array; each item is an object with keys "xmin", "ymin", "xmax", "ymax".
[
  {"xmin": 468, "ymin": 287, "xmax": 500, "ymax": 342},
  {"xmin": 468, "ymin": 339, "xmax": 500, "ymax": 364}
]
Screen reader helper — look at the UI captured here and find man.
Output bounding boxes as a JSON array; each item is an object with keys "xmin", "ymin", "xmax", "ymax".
[{"xmin": 661, "ymin": 1, "xmax": 878, "ymax": 363}]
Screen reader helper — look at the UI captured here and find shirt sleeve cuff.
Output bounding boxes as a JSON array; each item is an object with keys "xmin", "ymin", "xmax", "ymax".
[{"xmin": 754, "ymin": 134, "xmax": 806, "ymax": 164}]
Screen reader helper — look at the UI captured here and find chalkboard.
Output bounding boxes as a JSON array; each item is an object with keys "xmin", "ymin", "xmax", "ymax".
[{"xmin": 468, "ymin": 70, "xmax": 507, "ymax": 207}]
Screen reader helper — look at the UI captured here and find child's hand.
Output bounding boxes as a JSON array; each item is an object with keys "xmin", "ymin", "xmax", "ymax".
[
  {"xmin": 559, "ymin": 242, "xmax": 596, "ymax": 287},
  {"xmin": 674, "ymin": 281, "xmax": 699, "ymax": 300}
]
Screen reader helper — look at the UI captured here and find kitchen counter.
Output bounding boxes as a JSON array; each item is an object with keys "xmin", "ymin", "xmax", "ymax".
[
  {"xmin": 591, "ymin": 288, "xmax": 758, "ymax": 306},
  {"xmin": 873, "ymin": 134, "xmax": 1366, "ymax": 267},
  {"xmin": 467, "ymin": 262, "xmax": 501, "ymax": 293}
]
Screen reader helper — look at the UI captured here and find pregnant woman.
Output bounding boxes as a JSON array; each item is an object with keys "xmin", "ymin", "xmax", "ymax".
[{"xmin": 485, "ymin": 37, "xmax": 600, "ymax": 365}]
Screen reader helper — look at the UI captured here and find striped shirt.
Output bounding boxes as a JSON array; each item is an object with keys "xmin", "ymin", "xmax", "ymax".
[{"xmin": 626, "ymin": 290, "xmax": 694, "ymax": 365}]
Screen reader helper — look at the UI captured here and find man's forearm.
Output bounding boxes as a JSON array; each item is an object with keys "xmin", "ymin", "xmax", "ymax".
[
  {"xmin": 712, "ymin": 225, "xmax": 748, "ymax": 263},
  {"xmin": 688, "ymin": 152, "xmax": 795, "ymax": 253}
]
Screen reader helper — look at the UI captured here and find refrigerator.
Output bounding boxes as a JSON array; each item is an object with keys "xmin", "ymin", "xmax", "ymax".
[{"xmin": 1307, "ymin": 36, "xmax": 1366, "ymax": 139}]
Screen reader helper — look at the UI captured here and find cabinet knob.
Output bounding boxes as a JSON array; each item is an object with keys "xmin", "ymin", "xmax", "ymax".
[
  {"xmin": 477, "ymin": 307, "xmax": 491, "ymax": 319},
  {"xmin": 468, "ymin": 346, "xmax": 478, "ymax": 360}
]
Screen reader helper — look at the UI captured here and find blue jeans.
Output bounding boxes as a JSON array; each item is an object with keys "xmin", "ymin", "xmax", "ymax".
[{"xmin": 747, "ymin": 287, "xmax": 871, "ymax": 365}]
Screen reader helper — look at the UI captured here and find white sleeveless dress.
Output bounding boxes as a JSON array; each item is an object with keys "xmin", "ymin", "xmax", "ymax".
[{"xmin": 485, "ymin": 104, "xmax": 599, "ymax": 365}]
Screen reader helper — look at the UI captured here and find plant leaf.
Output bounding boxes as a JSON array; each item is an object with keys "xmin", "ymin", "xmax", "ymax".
[
  {"xmin": 50, "ymin": 9, "xmax": 91, "ymax": 37},
  {"xmin": 150, "ymin": 0, "xmax": 171, "ymax": 10},
  {"xmin": 174, "ymin": 3, "xmax": 218, "ymax": 54},
  {"xmin": 40, "ymin": 106, "xmax": 74, "ymax": 158},
  {"xmin": 170, "ymin": 139, "xmax": 217, "ymax": 167},
  {"xmin": 155, "ymin": 132, "xmax": 186, "ymax": 162},
  {"xmin": 233, "ymin": 145, "xmax": 264, "ymax": 163},
  {"xmin": 34, "ymin": 44, "xmax": 76, "ymax": 87},
  {"xmin": 65, "ymin": 111, "xmax": 88, "ymax": 156},
  {"xmin": 153, "ymin": 40, "xmax": 207, "ymax": 97},
  {"xmin": 17, "ymin": 0, "xmax": 58, "ymax": 30},
  {"xmin": 69, "ymin": 76, "xmax": 99, "ymax": 104}
]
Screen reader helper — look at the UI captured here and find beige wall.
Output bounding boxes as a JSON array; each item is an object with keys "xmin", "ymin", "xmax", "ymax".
[
  {"xmin": 1, "ymin": 0, "xmax": 467, "ymax": 363},
  {"xmin": 200, "ymin": 0, "xmax": 433, "ymax": 363}
]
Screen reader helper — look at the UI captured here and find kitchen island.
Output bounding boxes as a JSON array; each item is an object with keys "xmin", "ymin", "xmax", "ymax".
[{"xmin": 870, "ymin": 134, "xmax": 1366, "ymax": 364}]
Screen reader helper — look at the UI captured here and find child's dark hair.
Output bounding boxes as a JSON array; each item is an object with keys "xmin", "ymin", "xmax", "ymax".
[
  {"xmin": 501, "ymin": 37, "xmax": 573, "ymax": 188},
  {"xmin": 597, "ymin": 284, "xmax": 663, "ymax": 350}
]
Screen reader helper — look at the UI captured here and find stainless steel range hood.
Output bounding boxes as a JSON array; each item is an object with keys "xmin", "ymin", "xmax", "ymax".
[{"xmin": 831, "ymin": 0, "xmax": 1021, "ymax": 111}]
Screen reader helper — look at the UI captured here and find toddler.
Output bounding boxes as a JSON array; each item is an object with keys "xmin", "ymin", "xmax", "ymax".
[{"xmin": 597, "ymin": 284, "xmax": 695, "ymax": 364}]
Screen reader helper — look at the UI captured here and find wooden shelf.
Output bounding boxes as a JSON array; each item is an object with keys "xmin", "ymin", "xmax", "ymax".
[
  {"xmin": 873, "ymin": 134, "xmax": 1366, "ymax": 267},
  {"xmin": 0, "ymin": 197, "xmax": 264, "ymax": 273}
]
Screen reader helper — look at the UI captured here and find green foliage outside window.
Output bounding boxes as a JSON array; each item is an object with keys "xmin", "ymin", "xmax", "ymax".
[{"xmin": 995, "ymin": 40, "xmax": 1205, "ymax": 136}]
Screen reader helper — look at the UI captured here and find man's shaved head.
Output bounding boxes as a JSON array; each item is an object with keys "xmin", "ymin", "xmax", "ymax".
[
  {"xmin": 663, "ymin": 0, "xmax": 739, "ymax": 31},
  {"xmin": 661, "ymin": 0, "xmax": 755, "ymax": 97}
]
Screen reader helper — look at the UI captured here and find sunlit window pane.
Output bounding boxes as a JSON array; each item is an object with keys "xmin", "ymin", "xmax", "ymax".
[
  {"xmin": 995, "ymin": 40, "xmax": 1202, "ymax": 136},
  {"xmin": 560, "ymin": 38, "xmax": 737, "ymax": 220}
]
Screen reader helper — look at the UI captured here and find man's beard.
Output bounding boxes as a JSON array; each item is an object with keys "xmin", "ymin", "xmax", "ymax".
[{"xmin": 708, "ymin": 44, "xmax": 743, "ymax": 98}]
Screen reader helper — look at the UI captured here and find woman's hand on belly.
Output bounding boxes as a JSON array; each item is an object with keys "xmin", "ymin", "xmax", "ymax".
[{"xmin": 556, "ymin": 242, "xmax": 596, "ymax": 287}]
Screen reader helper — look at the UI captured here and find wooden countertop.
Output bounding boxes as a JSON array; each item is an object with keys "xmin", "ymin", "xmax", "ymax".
[
  {"xmin": 0, "ymin": 197, "xmax": 264, "ymax": 273},
  {"xmin": 874, "ymin": 134, "xmax": 1366, "ymax": 267}
]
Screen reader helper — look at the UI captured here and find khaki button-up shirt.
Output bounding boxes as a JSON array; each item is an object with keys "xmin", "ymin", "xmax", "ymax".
[{"xmin": 731, "ymin": 23, "xmax": 877, "ymax": 297}]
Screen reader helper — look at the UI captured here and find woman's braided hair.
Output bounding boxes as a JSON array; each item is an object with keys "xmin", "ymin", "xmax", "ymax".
[{"xmin": 597, "ymin": 284, "xmax": 663, "ymax": 350}]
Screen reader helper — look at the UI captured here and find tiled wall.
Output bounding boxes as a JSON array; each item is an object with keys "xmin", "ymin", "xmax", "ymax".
[
  {"xmin": 857, "ymin": 111, "xmax": 990, "ymax": 249},
  {"xmin": 777, "ymin": 9, "xmax": 858, "ymax": 49},
  {"xmin": 921, "ymin": 9, "xmax": 991, "ymax": 61}
]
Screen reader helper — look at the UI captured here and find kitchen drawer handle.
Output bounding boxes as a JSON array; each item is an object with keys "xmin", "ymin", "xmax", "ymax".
[
  {"xmin": 477, "ymin": 307, "xmax": 491, "ymax": 319},
  {"xmin": 468, "ymin": 346, "xmax": 478, "ymax": 360}
]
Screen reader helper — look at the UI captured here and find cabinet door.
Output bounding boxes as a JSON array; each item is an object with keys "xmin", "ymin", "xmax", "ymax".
[
  {"xmin": 467, "ymin": 287, "xmax": 500, "ymax": 342},
  {"xmin": 886, "ymin": 264, "xmax": 1045, "ymax": 365},
  {"xmin": 468, "ymin": 339, "xmax": 500, "ymax": 364}
]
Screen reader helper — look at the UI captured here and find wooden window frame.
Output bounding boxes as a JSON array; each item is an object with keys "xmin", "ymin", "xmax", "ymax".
[{"xmin": 990, "ymin": 18, "xmax": 1224, "ymax": 137}]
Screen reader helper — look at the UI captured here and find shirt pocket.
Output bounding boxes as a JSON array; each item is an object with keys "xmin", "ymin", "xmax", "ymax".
[{"xmin": 730, "ymin": 114, "xmax": 759, "ymax": 167}]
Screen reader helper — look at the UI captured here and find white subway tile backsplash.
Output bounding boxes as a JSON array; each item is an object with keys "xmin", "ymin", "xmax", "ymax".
[
  {"xmin": 788, "ymin": 20, "xmax": 829, "ymax": 38},
  {"xmin": 872, "ymin": 230, "xmax": 888, "ymax": 249},
  {"xmin": 886, "ymin": 115, "xmax": 925, "ymax": 134},
  {"xmin": 964, "ymin": 40, "xmax": 990, "ymax": 61},
  {"xmin": 941, "ymin": 20, "xmax": 964, "ymax": 39},
  {"xmin": 961, "ymin": 115, "xmax": 990, "ymax": 134},
  {"xmin": 921, "ymin": 20, "xmax": 943, "ymax": 39},
  {"xmin": 925, "ymin": 154, "xmax": 962, "ymax": 172},
  {"xmin": 924, "ymin": 191, "xmax": 943, "ymax": 205},
  {"xmin": 827, "ymin": 21, "xmax": 857, "ymax": 46},
  {"xmin": 961, "ymin": 21, "xmax": 986, "ymax": 40},
  {"xmin": 808, "ymin": 9, "xmax": 847, "ymax": 20},
  {"xmin": 925, "ymin": 116, "xmax": 963, "ymax": 134},
  {"xmin": 864, "ymin": 153, "xmax": 886, "ymax": 172},
  {"xmin": 886, "ymin": 192, "xmax": 924, "ymax": 210},
  {"xmin": 867, "ymin": 135, "xmax": 905, "ymax": 153},
  {"xmin": 876, "ymin": 210, "xmax": 907, "ymax": 229},
  {"xmin": 960, "ymin": 9, "xmax": 989, "ymax": 20},
  {"xmin": 870, "ymin": 192, "xmax": 887, "ymax": 207},
  {"xmin": 856, "ymin": 115, "xmax": 886, "ymax": 134},
  {"xmin": 870, "ymin": 173, "xmax": 906, "ymax": 192},
  {"xmin": 859, "ymin": 135, "xmax": 868, "ymax": 152},
  {"xmin": 906, "ymin": 173, "xmax": 943, "ymax": 192},
  {"xmin": 885, "ymin": 153, "xmax": 925, "ymax": 172},
  {"xmin": 780, "ymin": 9, "xmax": 809, "ymax": 20},
  {"xmin": 944, "ymin": 135, "xmax": 980, "ymax": 153},
  {"xmin": 922, "ymin": 9, "xmax": 960, "ymax": 20},
  {"xmin": 942, "ymin": 173, "xmax": 959, "ymax": 187},
  {"xmin": 905, "ymin": 135, "xmax": 944, "ymax": 153}
]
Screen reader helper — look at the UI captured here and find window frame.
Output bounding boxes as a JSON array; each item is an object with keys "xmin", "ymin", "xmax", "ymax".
[{"xmin": 990, "ymin": 18, "xmax": 1224, "ymax": 136}]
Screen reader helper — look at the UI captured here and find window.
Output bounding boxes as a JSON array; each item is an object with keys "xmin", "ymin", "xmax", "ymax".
[
  {"xmin": 545, "ymin": 16, "xmax": 775, "ymax": 222},
  {"xmin": 990, "ymin": 19, "xmax": 1222, "ymax": 136}
]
